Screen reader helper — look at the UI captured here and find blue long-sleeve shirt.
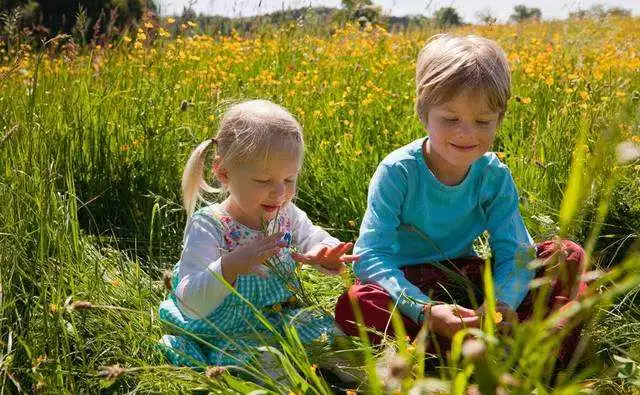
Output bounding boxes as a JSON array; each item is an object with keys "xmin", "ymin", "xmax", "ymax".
[{"xmin": 354, "ymin": 138, "xmax": 536, "ymax": 324}]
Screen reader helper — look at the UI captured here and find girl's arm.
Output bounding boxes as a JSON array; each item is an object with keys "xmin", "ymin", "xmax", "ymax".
[
  {"xmin": 289, "ymin": 203, "xmax": 340, "ymax": 253},
  {"xmin": 174, "ymin": 214, "xmax": 231, "ymax": 319}
]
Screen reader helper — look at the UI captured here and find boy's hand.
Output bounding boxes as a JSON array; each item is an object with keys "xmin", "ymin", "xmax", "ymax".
[
  {"xmin": 291, "ymin": 242, "xmax": 360, "ymax": 276},
  {"xmin": 475, "ymin": 301, "xmax": 517, "ymax": 333},
  {"xmin": 426, "ymin": 304, "xmax": 480, "ymax": 339},
  {"xmin": 221, "ymin": 232, "xmax": 287, "ymax": 282}
]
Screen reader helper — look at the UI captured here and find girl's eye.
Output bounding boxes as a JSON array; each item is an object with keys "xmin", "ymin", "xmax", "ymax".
[
  {"xmin": 284, "ymin": 179, "xmax": 296, "ymax": 184},
  {"xmin": 254, "ymin": 179, "xmax": 270, "ymax": 184},
  {"xmin": 443, "ymin": 117, "xmax": 458, "ymax": 123},
  {"xmin": 476, "ymin": 120, "xmax": 492, "ymax": 126}
]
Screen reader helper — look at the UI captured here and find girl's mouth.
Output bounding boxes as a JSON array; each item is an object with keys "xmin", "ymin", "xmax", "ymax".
[{"xmin": 261, "ymin": 204, "xmax": 280, "ymax": 213}]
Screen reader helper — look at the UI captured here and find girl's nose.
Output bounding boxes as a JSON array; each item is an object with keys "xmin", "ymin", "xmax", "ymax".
[{"xmin": 271, "ymin": 182, "xmax": 285, "ymax": 196}]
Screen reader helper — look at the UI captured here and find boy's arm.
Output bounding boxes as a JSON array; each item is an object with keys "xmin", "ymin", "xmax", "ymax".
[
  {"xmin": 354, "ymin": 162, "xmax": 431, "ymax": 324},
  {"xmin": 484, "ymin": 169, "xmax": 536, "ymax": 310}
]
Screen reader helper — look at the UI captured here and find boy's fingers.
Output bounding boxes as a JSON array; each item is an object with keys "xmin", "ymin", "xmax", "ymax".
[
  {"xmin": 453, "ymin": 305, "xmax": 477, "ymax": 318},
  {"xmin": 458, "ymin": 316, "xmax": 481, "ymax": 327}
]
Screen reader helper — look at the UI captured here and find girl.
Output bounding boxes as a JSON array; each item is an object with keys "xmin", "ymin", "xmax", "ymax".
[{"xmin": 159, "ymin": 100, "xmax": 359, "ymax": 371}]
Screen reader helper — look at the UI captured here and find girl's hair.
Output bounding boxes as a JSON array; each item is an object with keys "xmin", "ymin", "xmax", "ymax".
[
  {"xmin": 182, "ymin": 99, "xmax": 304, "ymax": 216},
  {"xmin": 415, "ymin": 33, "xmax": 511, "ymax": 126}
]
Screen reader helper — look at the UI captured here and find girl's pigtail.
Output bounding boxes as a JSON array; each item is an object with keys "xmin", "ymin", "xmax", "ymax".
[{"xmin": 181, "ymin": 139, "xmax": 218, "ymax": 216}]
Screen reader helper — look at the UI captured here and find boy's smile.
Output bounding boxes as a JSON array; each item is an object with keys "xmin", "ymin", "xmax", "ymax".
[{"xmin": 424, "ymin": 89, "xmax": 500, "ymax": 186}]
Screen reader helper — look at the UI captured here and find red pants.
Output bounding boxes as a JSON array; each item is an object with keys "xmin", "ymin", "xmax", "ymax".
[{"xmin": 335, "ymin": 240, "xmax": 588, "ymax": 364}]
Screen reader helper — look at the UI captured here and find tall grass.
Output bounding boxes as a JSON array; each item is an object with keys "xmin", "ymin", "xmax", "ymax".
[{"xmin": 0, "ymin": 16, "xmax": 639, "ymax": 393}]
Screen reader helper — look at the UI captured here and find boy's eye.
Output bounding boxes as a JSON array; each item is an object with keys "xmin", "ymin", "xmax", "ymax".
[
  {"xmin": 443, "ymin": 117, "xmax": 458, "ymax": 123},
  {"xmin": 476, "ymin": 120, "xmax": 492, "ymax": 126},
  {"xmin": 254, "ymin": 179, "xmax": 270, "ymax": 184},
  {"xmin": 284, "ymin": 179, "xmax": 296, "ymax": 184}
]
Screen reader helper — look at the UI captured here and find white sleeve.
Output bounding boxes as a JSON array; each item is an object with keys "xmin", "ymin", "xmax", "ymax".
[
  {"xmin": 289, "ymin": 203, "xmax": 340, "ymax": 253},
  {"xmin": 174, "ymin": 214, "xmax": 231, "ymax": 320}
]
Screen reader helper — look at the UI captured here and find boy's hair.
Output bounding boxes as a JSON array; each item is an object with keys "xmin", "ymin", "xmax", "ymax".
[
  {"xmin": 182, "ymin": 99, "xmax": 304, "ymax": 216},
  {"xmin": 415, "ymin": 34, "xmax": 511, "ymax": 126}
]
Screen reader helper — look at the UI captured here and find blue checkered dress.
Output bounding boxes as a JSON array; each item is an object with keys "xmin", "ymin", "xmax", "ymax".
[{"xmin": 158, "ymin": 205, "xmax": 337, "ymax": 367}]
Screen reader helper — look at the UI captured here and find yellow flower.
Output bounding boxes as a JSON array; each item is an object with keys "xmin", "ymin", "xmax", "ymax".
[
  {"xmin": 580, "ymin": 91, "xmax": 590, "ymax": 100},
  {"xmin": 144, "ymin": 22, "xmax": 154, "ymax": 29},
  {"xmin": 495, "ymin": 152, "xmax": 506, "ymax": 160},
  {"xmin": 166, "ymin": 17, "xmax": 175, "ymax": 25},
  {"xmin": 545, "ymin": 75, "xmax": 554, "ymax": 87},
  {"xmin": 522, "ymin": 97, "xmax": 532, "ymax": 104},
  {"xmin": 134, "ymin": 42, "xmax": 143, "ymax": 49},
  {"xmin": 493, "ymin": 311, "xmax": 503, "ymax": 324},
  {"xmin": 49, "ymin": 303, "xmax": 58, "ymax": 314},
  {"xmin": 123, "ymin": 36, "xmax": 132, "ymax": 43},
  {"xmin": 187, "ymin": 21, "xmax": 197, "ymax": 28}
]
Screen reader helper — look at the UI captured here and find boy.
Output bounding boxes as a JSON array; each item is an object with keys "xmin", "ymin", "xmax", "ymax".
[{"xmin": 335, "ymin": 34, "xmax": 587, "ymax": 363}]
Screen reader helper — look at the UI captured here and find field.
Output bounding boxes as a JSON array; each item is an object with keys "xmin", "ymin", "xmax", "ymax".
[{"xmin": 1, "ymin": 14, "xmax": 639, "ymax": 393}]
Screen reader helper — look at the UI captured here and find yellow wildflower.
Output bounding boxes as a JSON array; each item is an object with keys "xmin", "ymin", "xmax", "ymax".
[
  {"xmin": 580, "ymin": 91, "xmax": 590, "ymax": 100},
  {"xmin": 545, "ymin": 75, "xmax": 554, "ymax": 87},
  {"xmin": 166, "ymin": 17, "xmax": 175, "ymax": 25},
  {"xmin": 123, "ymin": 36, "xmax": 132, "ymax": 43},
  {"xmin": 522, "ymin": 97, "xmax": 532, "ymax": 104},
  {"xmin": 144, "ymin": 22, "xmax": 154, "ymax": 29}
]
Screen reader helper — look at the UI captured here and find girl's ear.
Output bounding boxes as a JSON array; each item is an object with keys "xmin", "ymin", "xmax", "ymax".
[{"xmin": 213, "ymin": 157, "xmax": 229, "ymax": 184}]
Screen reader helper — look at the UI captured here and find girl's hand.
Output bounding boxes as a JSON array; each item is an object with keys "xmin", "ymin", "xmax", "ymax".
[
  {"xmin": 426, "ymin": 304, "xmax": 480, "ymax": 339},
  {"xmin": 221, "ymin": 232, "xmax": 286, "ymax": 282},
  {"xmin": 291, "ymin": 242, "xmax": 360, "ymax": 276}
]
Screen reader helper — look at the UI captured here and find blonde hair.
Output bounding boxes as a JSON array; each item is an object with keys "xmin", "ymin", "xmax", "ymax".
[
  {"xmin": 182, "ymin": 99, "xmax": 304, "ymax": 216},
  {"xmin": 415, "ymin": 34, "xmax": 511, "ymax": 126}
]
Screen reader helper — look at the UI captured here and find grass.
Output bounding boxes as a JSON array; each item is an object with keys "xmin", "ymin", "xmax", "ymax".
[{"xmin": 0, "ymin": 15, "xmax": 639, "ymax": 393}]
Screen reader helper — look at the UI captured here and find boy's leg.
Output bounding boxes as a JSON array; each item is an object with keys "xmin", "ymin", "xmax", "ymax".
[
  {"xmin": 516, "ymin": 239, "xmax": 588, "ymax": 365},
  {"xmin": 334, "ymin": 257, "xmax": 486, "ymax": 345},
  {"xmin": 334, "ymin": 283, "xmax": 421, "ymax": 344}
]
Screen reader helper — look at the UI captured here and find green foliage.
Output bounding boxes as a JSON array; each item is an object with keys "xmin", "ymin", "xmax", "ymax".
[
  {"xmin": 510, "ymin": 4, "xmax": 542, "ymax": 23},
  {"xmin": 434, "ymin": 6, "xmax": 462, "ymax": 28}
]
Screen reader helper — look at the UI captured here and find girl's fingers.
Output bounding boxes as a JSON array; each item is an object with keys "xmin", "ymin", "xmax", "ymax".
[
  {"xmin": 291, "ymin": 252, "xmax": 312, "ymax": 263},
  {"xmin": 262, "ymin": 232, "xmax": 285, "ymax": 245},
  {"xmin": 251, "ymin": 264, "xmax": 269, "ymax": 278},
  {"xmin": 339, "ymin": 254, "xmax": 360, "ymax": 263}
]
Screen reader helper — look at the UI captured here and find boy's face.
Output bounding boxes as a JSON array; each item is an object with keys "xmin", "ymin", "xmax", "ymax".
[
  {"xmin": 425, "ymin": 89, "xmax": 501, "ymax": 175},
  {"xmin": 216, "ymin": 152, "xmax": 301, "ymax": 229}
]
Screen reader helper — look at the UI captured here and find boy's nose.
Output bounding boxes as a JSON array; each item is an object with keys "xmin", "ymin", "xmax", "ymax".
[{"xmin": 458, "ymin": 121, "xmax": 475, "ymax": 134}]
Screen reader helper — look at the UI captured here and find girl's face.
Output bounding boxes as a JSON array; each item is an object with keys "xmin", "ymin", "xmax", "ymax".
[
  {"xmin": 424, "ymin": 89, "xmax": 501, "ymax": 185},
  {"xmin": 217, "ymin": 151, "xmax": 301, "ymax": 230}
]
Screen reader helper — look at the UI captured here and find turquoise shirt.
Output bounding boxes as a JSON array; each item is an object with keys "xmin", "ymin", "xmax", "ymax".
[{"xmin": 354, "ymin": 138, "xmax": 536, "ymax": 324}]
